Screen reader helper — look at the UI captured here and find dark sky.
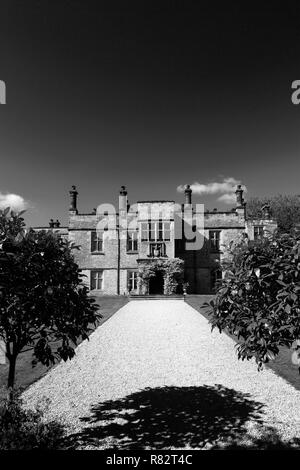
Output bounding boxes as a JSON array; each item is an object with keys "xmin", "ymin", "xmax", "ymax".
[{"xmin": 0, "ymin": 1, "xmax": 300, "ymax": 226}]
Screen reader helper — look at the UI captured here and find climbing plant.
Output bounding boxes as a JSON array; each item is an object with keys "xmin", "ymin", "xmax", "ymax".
[{"xmin": 138, "ymin": 258, "xmax": 184, "ymax": 295}]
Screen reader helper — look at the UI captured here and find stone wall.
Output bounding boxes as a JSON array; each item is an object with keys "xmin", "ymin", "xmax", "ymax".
[{"xmin": 38, "ymin": 193, "xmax": 277, "ymax": 295}]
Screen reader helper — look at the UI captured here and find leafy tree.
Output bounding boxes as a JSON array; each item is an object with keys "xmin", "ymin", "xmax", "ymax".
[
  {"xmin": 247, "ymin": 194, "xmax": 300, "ymax": 233},
  {"xmin": 207, "ymin": 231, "xmax": 300, "ymax": 370},
  {"xmin": 0, "ymin": 208, "xmax": 100, "ymax": 388}
]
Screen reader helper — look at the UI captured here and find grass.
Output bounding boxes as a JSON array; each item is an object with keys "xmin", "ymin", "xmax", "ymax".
[
  {"xmin": 0, "ymin": 295, "xmax": 129, "ymax": 390},
  {"xmin": 186, "ymin": 295, "xmax": 300, "ymax": 392}
]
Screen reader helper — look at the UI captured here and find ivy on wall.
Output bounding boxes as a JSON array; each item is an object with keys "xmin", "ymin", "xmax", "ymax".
[{"xmin": 137, "ymin": 258, "xmax": 184, "ymax": 295}]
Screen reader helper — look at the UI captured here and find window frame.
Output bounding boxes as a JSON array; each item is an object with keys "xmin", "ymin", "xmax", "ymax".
[
  {"xmin": 209, "ymin": 230, "xmax": 221, "ymax": 252},
  {"xmin": 210, "ymin": 269, "xmax": 222, "ymax": 291},
  {"xmin": 127, "ymin": 230, "xmax": 138, "ymax": 252},
  {"xmin": 91, "ymin": 230, "xmax": 104, "ymax": 253},
  {"xmin": 140, "ymin": 221, "xmax": 171, "ymax": 242},
  {"xmin": 141, "ymin": 222, "xmax": 149, "ymax": 241},
  {"xmin": 90, "ymin": 269, "xmax": 104, "ymax": 290},
  {"xmin": 127, "ymin": 270, "xmax": 138, "ymax": 292},
  {"xmin": 254, "ymin": 225, "xmax": 264, "ymax": 241}
]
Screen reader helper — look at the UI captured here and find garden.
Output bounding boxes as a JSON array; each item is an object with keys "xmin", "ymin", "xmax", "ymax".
[{"xmin": 1, "ymin": 201, "xmax": 300, "ymax": 449}]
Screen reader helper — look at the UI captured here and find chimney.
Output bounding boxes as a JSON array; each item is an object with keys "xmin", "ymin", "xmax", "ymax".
[
  {"xmin": 119, "ymin": 185, "xmax": 128, "ymax": 213},
  {"xmin": 261, "ymin": 204, "xmax": 271, "ymax": 220},
  {"xmin": 184, "ymin": 184, "xmax": 192, "ymax": 205},
  {"xmin": 54, "ymin": 219, "xmax": 60, "ymax": 228},
  {"xmin": 235, "ymin": 184, "xmax": 244, "ymax": 208},
  {"xmin": 69, "ymin": 185, "xmax": 78, "ymax": 213},
  {"xmin": 49, "ymin": 218, "xmax": 55, "ymax": 228}
]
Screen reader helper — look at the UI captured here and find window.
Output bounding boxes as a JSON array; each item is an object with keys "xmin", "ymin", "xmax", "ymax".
[
  {"xmin": 141, "ymin": 222, "xmax": 149, "ymax": 241},
  {"xmin": 128, "ymin": 270, "xmax": 138, "ymax": 292},
  {"xmin": 140, "ymin": 221, "xmax": 171, "ymax": 241},
  {"xmin": 91, "ymin": 230, "xmax": 104, "ymax": 252},
  {"xmin": 91, "ymin": 270, "xmax": 103, "ymax": 290},
  {"xmin": 254, "ymin": 226, "xmax": 264, "ymax": 241},
  {"xmin": 149, "ymin": 222, "xmax": 156, "ymax": 241},
  {"xmin": 209, "ymin": 231, "xmax": 221, "ymax": 251},
  {"xmin": 211, "ymin": 269, "xmax": 222, "ymax": 291},
  {"xmin": 127, "ymin": 231, "xmax": 138, "ymax": 252},
  {"xmin": 162, "ymin": 222, "xmax": 171, "ymax": 241},
  {"xmin": 149, "ymin": 242, "xmax": 166, "ymax": 257}
]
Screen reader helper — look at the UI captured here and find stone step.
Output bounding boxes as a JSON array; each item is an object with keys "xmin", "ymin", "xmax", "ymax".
[{"xmin": 129, "ymin": 294, "xmax": 185, "ymax": 300}]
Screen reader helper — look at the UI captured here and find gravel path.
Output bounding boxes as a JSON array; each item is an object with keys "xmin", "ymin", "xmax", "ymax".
[{"xmin": 22, "ymin": 300, "xmax": 300, "ymax": 449}]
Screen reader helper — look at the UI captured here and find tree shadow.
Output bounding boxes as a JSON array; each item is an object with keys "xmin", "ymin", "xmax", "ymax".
[{"xmin": 62, "ymin": 384, "xmax": 300, "ymax": 450}]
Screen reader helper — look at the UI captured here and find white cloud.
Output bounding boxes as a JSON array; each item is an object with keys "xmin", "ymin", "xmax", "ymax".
[
  {"xmin": 177, "ymin": 177, "xmax": 247, "ymax": 205},
  {"xmin": 0, "ymin": 192, "xmax": 29, "ymax": 211},
  {"xmin": 217, "ymin": 193, "xmax": 237, "ymax": 204}
]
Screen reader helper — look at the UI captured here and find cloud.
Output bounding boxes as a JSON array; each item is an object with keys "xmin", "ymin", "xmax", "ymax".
[
  {"xmin": 0, "ymin": 192, "xmax": 29, "ymax": 211},
  {"xmin": 217, "ymin": 193, "xmax": 237, "ymax": 204},
  {"xmin": 177, "ymin": 177, "xmax": 247, "ymax": 205}
]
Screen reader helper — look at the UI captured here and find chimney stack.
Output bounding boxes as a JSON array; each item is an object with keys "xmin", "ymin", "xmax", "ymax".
[
  {"xmin": 119, "ymin": 185, "xmax": 128, "ymax": 213},
  {"xmin": 261, "ymin": 204, "xmax": 271, "ymax": 220},
  {"xmin": 184, "ymin": 184, "xmax": 192, "ymax": 205},
  {"xmin": 235, "ymin": 184, "xmax": 244, "ymax": 208},
  {"xmin": 49, "ymin": 219, "xmax": 60, "ymax": 228},
  {"xmin": 69, "ymin": 185, "xmax": 78, "ymax": 213}
]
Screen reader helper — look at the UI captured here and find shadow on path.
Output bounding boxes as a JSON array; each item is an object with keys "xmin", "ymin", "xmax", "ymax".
[{"xmin": 63, "ymin": 384, "xmax": 300, "ymax": 450}]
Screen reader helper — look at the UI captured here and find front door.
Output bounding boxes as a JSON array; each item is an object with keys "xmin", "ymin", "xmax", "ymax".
[{"xmin": 149, "ymin": 271, "xmax": 164, "ymax": 294}]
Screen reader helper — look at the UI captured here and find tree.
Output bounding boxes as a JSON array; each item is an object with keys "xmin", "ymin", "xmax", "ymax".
[
  {"xmin": 206, "ymin": 231, "xmax": 300, "ymax": 370},
  {"xmin": 0, "ymin": 208, "xmax": 100, "ymax": 388},
  {"xmin": 247, "ymin": 194, "xmax": 300, "ymax": 233}
]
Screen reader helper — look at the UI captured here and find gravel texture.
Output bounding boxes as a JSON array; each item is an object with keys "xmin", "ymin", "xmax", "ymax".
[{"xmin": 22, "ymin": 300, "xmax": 300, "ymax": 449}]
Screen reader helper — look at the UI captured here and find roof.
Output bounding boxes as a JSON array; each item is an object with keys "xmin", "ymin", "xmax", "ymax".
[{"xmin": 137, "ymin": 200, "xmax": 175, "ymax": 203}]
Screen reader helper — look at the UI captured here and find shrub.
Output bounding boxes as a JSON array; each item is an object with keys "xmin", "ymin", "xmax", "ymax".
[
  {"xmin": 0, "ymin": 208, "xmax": 100, "ymax": 388},
  {"xmin": 207, "ymin": 231, "xmax": 300, "ymax": 369},
  {"xmin": 0, "ymin": 388, "xmax": 65, "ymax": 450}
]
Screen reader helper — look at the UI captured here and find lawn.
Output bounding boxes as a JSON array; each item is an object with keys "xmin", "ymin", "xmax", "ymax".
[
  {"xmin": 0, "ymin": 295, "xmax": 128, "ymax": 390},
  {"xmin": 186, "ymin": 295, "xmax": 300, "ymax": 392}
]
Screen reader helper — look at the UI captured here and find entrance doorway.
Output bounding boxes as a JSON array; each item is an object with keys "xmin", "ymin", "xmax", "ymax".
[{"xmin": 149, "ymin": 271, "xmax": 164, "ymax": 295}]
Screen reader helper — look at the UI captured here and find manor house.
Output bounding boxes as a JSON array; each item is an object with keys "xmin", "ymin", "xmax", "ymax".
[{"xmin": 36, "ymin": 185, "xmax": 277, "ymax": 295}]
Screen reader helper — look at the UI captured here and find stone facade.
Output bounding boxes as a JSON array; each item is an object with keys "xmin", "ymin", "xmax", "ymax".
[{"xmin": 35, "ymin": 184, "xmax": 277, "ymax": 295}]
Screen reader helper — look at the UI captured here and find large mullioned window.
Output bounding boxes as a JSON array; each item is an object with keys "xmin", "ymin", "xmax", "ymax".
[{"xmin": 140, "ymin": 221, "xmax": 171, "ymax": 241}]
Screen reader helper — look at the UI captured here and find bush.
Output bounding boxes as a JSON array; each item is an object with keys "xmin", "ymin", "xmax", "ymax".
[
  {"xmin": 0, "ymin": 208, "xmax": 100, "ymax": 388},
  {"xmin": 207, "ymin": 231, "xmax": 300, "ymax": 369},
  {"xmin": 0, "ymin": 388, "xmax": 65, "ymax": 450}
]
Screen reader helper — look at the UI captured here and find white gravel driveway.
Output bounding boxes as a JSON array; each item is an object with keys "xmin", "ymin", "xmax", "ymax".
[{"xmin": 22, "ymin": 300, "xmax": 300, "ymax": 449}]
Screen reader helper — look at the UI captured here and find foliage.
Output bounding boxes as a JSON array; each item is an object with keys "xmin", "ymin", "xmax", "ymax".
[
  {"xmin": 0, "ymin": 208, "xmax": 100, "ymax": 388},
  {"xmin": 138, "ymin": 258, "xmax": 184, "ymax": 295},
  {"xmin": 206, "ymin": 231, "xmax": 300, "ymax": 369},
  {"xmin": 247, "ymin": 194, "xmax": 300, "ymax": 233},
  {"xmin": 163, "ymin": 258, "xmax": 185, "ymax": 295},
  {"xmin": 0, "ymin": 207, "xmax": 26, "ymax": 243},
  {"xmin": 0, "ymin": 387, "xmax": 65, "ymax": 449}
]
